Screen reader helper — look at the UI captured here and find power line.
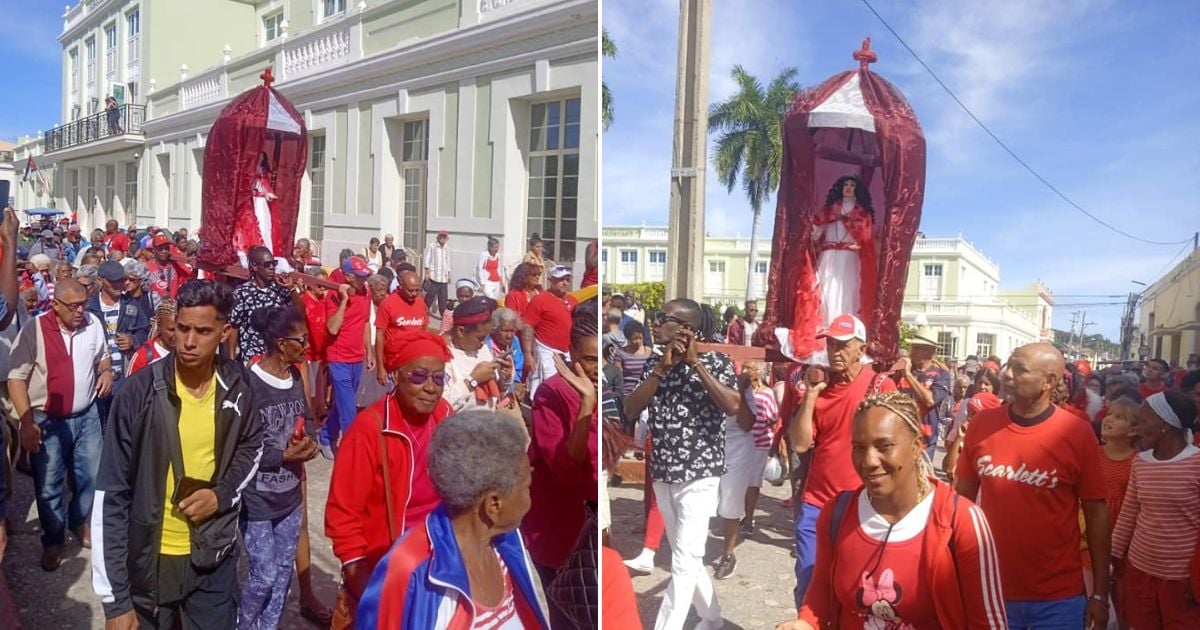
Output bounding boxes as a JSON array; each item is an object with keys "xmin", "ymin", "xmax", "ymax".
[{"xmin": 858, "ymin": 0, "xmax": 1195, "ymax": 247}]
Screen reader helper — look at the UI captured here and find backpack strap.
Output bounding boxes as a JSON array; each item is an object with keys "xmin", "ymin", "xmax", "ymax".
[
  {"xmin": 828, "ymin": 490, "xmax": 854, "ymax": 547},
  {"xmin": 152, "ymin": 360, "xmax": 185, "ymax": 488}
]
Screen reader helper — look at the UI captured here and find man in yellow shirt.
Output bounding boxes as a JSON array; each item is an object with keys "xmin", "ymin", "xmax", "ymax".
[{"xmin": 91, "ymin": 280, "xmax": 263, "ymax": 630}]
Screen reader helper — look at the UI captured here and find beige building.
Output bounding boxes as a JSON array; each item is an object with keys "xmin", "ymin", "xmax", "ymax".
[
  {"xmin": 1139, "ymin": 247, "xmax": 1200, "ymax": 363},
  {"xmin": 12, "ymin": 0, "xmax": 599, "ymax": 278}
]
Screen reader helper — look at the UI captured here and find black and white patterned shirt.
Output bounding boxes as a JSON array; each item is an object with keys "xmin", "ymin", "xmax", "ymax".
[
  {"xmin": 639, "ymin": 351, "xmax": 736, "ymax": 484},
  {"xmin": 230, "ymin": 282, "xmax": 294, "ymax": 361}
]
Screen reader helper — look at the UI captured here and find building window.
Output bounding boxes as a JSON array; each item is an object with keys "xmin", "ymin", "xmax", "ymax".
[
  {"xmin": 69, "ymin": 170, "xmax": 79, "ymax": 214},
  {"xmin": 124, "ymin": 162, "xmax": 138, "ymax": 215},
  {"xmin": 105, "ymin": 24, "xmax": 118, "ymax": 83},
  {"xmin": 976, "ymin": 333, "xmax": 995, "ymax": 359},
  {"xmin": 85, "ymin": 168, "xmax": 97, "ymax": 215},
  {"xmin": 309, "ymin": 134, "xmax": 326, "ymax": 242},
  {"xmin": 755, "ymin": 261, "xmax": 768, "ymax": 274},
  {"xmin": 104, "ymin": 165, "xmax": 116, "ymax": 216},
  {"xmin": 322, "ymin": 0, "xmax": 347, "ymax": 20},
  {"xmin": 86, "ymin": 38, "xmax": 96, "ymax": 85},
  {"xmin": 400, "ymin": 119, "xmax": 429, "ymax": 251},
  {"xmin": 618, "ymin": 250, "xmax": 638, "ymax": 283},
  {"xmin": 600, "ymin": 249, "xmax": 607, "ymax": 265},
  {"xmin": 527, "ymin": 97, "xmax": 581, "ymax": 263},
  {"xmin": 70, "ymin": 49, "xmax": 79, "ymax": 95},
  {"xmin": 921, "ymin": 263, "xmax": 943, "ymax": 300},
  {"xmin": 937, "ymin": 331, "xmax": 956, "ymax": 358},
  {"xmin": 648, "ymin": 249, "xmax": 667, "ymax": 281},
  {"xmin": 706, "ymin": 259, "xmax": 726, "ymax": 292},
  {"xmin": 263, "ymin": 11, "xmax": 284, "ymax": 43},
  {"xmin": 126, "ymin": 10, "xmax": 140, "ymax": 69}
]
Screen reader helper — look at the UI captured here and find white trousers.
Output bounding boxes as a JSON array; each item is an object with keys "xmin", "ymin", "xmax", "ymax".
[
  {"xmin": 528, "ymin": 340, "xmax": 566, "ymax": 398},
  {"xmin": 481, "ymin": 281, "xmax": 502, "ymax": 299},
  {"xmin": 653, "ymin": 476, "xmax": 722, "ymax": 630}
]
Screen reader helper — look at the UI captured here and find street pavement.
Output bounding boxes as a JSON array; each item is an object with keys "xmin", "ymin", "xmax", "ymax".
[{"xmin": 2, "ymin": 456, "xmax": 342, "ymax": 629}]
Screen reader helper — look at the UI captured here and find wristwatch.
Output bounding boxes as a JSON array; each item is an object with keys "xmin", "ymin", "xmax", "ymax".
[
  {"xmin": 467, "ymin": 377, "xmax": 479, "ymax": 389},
  {"xmin": 1088, "ymin": 593, "xmax": 1106, "ymax": 603}
]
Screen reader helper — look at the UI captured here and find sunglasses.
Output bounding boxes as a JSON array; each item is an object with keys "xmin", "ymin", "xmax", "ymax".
[
  {"xmin": 655, "ymin": 312, "xmax": 694, "ymax": 330},
  {"xmin": 281, "ymin": 335, "xmax": 308, "ymax": 346},
  {"xmin": 400, "ymin": 369, "xmax": 448, "ymax": 387},
  {"xmin": 254, "ymin": 259, "xmax": 276, "ymax": 268}
]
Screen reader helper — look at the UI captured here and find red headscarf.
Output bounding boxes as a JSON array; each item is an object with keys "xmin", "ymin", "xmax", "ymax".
[{"xmin": 383, "ymin": 329, "xmax": 452, "ymax": 373}]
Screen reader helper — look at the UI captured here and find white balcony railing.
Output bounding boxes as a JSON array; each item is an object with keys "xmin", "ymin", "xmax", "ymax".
[
  {"xmin": 283, "ymin": 26, "xmax": 351, "ymax": 79},
  {"xmin": 481, "ymin": 0, "xmax": 528, "ymax": 13},
  {"xmin": 180, "ymin": 75, "xmax": 223, "ymax": 110},
  {"xmin": 63, "ymin": 0, "xmax": 114, "ymax": 34}
]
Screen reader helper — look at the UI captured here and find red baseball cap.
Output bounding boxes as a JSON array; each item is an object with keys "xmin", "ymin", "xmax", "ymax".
[
  {"xmin": 822, "ymin": 313, "xmax": 867, "ymax": 342},
  {"xmin": 343, "ymin": 256, "xmax": 371, "ymax": 277},
  {"xmin": 437, "ymin": 229, "xmax": 449, "ymax": 237},
  {"xmin": 152, "ymin": 234, "xmax": 172, "ymax": 248}
]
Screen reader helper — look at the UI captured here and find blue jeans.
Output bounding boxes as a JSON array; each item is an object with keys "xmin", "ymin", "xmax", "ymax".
[
  {"xmin": 793, "ymin": 501, "xmax": 821, "ymax": 608},
  {"xmin": 1006, "ymin": 596, "xmax": 1086, "ymax": 629},
  {"xmin": 321, "ymin": 362, "xmax": 362, "ymax": 450},
  {"xmin": 30, "ymin": 402, "xmax": 102, "ymax": 548}
]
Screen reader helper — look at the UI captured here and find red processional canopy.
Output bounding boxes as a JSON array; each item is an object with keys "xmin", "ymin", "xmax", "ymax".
[
  {"xmin": 198, "ymin": 68, "xmax": 307, "ymax": 268},
  {"xmin": 755, "ymin": 39, "xmax": 926, "ymax": 364}
]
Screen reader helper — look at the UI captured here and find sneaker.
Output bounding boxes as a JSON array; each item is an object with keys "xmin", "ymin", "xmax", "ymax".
[
  {"xmin": 624, "ymin": 553, "xmax": 654, "ymax": 575},
  {"xmin": 739, "ymin": 517, "xmax": 754, "ymax": 537},
  {"xmin": 713, "ymin": 553, "xmax": 737, "ymax": 580},
  {"xmin": 319, "ymin": 443, "xmax": 335, "ymax": 461},
  {"xmin": 40, "ymin": 546, "xmax": 63, "ymax": 572}
]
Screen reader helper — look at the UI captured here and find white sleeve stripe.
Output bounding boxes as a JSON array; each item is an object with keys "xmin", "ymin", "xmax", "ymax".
[
  {"xmin": 968, "ymin": 504, "xmax": 1007, "ymax": 628},
  {"xmin": 90, "ymin": 489, "xmax": 114, "ymax": 603},
  {"xmin": 229, "ymin": 443, "xmax": 263, "ymax": 507}
]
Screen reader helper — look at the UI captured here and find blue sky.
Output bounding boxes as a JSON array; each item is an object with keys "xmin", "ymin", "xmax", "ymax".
[
  {"xmin": 603, "ymin": 0, "xmax": 1200, "ymax": 340},
  {"xmin": 0, "ymin": 2, "xmax": 66, "ymax": 142}
]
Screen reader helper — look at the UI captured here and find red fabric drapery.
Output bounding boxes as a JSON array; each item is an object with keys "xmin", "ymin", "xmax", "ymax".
[
  {"xmin": 754, "ymin": 65, "xmax": 926, "ymax": 365},
  {"xmin": 198, "ymin": 70, "xmax": 307, "ymax": 267}
]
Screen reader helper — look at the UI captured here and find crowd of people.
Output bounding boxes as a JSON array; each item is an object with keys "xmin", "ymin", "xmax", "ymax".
[
  {"xmin": 0, "ymin": 206, "xmax": 602, "ymax": 630},
  {"xmin": 601, "ymin": 288, "xmax": 1200, "ymax": 630}
]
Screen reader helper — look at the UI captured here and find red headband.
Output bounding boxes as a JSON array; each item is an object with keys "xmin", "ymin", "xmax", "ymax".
[{"xmin": 383, "ymin": 330, "xmax": 452, "ymax": 373}]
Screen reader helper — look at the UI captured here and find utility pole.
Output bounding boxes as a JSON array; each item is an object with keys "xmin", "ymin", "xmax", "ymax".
[
  {"xmin": 664, "ymin": 0, "xmax": 712, "ymax": 302},
  {"xmin": 1068, "ymin": 311, "xmax": 1080, "ymax": 353},
  {"xmin": 1078, "ymin": 311, "xmax": 1096, "ymax": 355}
]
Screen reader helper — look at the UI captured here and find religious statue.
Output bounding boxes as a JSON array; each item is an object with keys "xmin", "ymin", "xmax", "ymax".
[
  {"xmin": 246, "ymin": 152, "xmax": 279, "ymax": 262},
  {"xmin": 813, "ymin": 175, "xmax": 877, "ymax": 327}
]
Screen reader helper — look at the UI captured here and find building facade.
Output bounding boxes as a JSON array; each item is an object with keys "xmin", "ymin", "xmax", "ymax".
[
  {"xmin": 902, "ymin": 235, "xmax": 1053, "ymax": 361},
  {"xmin": 601, "ymin": 224, "xmax": 772, "ymax": 308},
  {"xmin": 602, "ymin": 226, "xmax": 1053, "ymax": 360},
  {"xmin": 12, "ymin": 0, "xmax": 598, "ymax": 279},
  {"xmin": 1139, "ymin": 248, "xmax": 1200, "ymax": 364}
]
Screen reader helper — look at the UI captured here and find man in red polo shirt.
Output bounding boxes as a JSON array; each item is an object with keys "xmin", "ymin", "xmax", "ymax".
[
  {"xmin": 1141, "ymin": 358, "xmax": 1169, "ymax": 399},
  {"xmin": 373, "ymin": 263, "xmax": 428, "ymax": 385},
  {"xmin": 523, "ymin": 265, "xmax": 578, "ymax": 396},
  {"xmin": 788, "ymin": 313, "xmax": 895, "ymax": 607},
  {"xmin": 320, "ymin": 257, "xmax": 373, "ymax": 459}
]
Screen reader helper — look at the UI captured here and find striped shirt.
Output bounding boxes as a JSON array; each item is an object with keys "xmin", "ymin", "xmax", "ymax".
[
  {"xmin": 749, "ymin": 387, "xmax": 779, "ymax": 449},
  {"xmin": 615, "ymin": 347, "xmax": 650, "ymax": 397},
  {"xmin": 1111, "ymin": 445, "xmax": 1200, "ymax": 580},
  {"xmin": 471, "ymin": 552, "xmax": 521, "ymax": 629}
]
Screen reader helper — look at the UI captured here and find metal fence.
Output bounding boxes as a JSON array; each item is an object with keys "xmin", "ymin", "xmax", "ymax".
[{"xmin": 44, "ymin": 104, "xmax": 145, "ymax": 152}]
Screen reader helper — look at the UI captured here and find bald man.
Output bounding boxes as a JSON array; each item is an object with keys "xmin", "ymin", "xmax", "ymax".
[
  {"xmin": 955, "ymin": 343, "xmax": 1109, "ymax": 630},
  {"xmin": 9, "ymin": 278, "xmax": 113, "ymax": 571}
]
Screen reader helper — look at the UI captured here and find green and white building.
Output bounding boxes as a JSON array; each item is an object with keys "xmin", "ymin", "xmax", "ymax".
[{"xmin": 11, "ymin": 0, "xmax": 598, "ymax": 276}]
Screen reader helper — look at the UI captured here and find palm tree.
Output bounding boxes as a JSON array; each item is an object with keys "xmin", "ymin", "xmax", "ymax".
[
  {"xmin": 708, "ymin": 65, "xmax": 799, "ymax": 302},
  {"xmin": 602, "ymin": 29, "xmax": 617, "ymax": 131}
]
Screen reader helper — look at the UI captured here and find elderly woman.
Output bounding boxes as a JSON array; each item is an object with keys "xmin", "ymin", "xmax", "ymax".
[
  {"xmin": 778, "ymin": 392, "xmax": 1006, "ymax": 629},
  {"xmin": 123, "ymin": 259, "xmax": 154, "ymax": 314},
  {"xmin": 356, "ymin": 410, "xmax": 551, "ymax": 629},
  {"xmin": 324, "ymin": 329, "xmax": 454, "ymax": 627},
  {"xmin": 1111, "ymin": 391, "xmax": 1200, "ymax": 629},
  {"xmin": 444, "ymin": 296, "xmax": 510, "ymax": 411},
  {"xmin": 487, "ymin": 307, "xmax": 529, "ymax": 391},
  {"xmin": 438, "ymin": 278, "xmax": 479, "ymax": 334}
]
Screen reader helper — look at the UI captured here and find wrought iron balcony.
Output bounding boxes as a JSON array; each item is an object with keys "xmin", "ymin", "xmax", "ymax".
[{"xmin": 43, "ymin": 104, "xmax": 145, "ymax": 153}]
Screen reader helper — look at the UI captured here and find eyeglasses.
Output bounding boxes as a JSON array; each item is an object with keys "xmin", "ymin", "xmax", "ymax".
[
  {"xmin": 281, "ymin": 335, "xmax": 308, "ymax": 346},
  {"xmin": 401, "ymin": 369, "xmax": 448, "ymax": 387},
  {"xmin": 654, "ymin": 312, "xmax": 693, "ymax": 330},
  {"xmin": 55, "ymin": 299, "xmax": 87, "ymax": 312}
]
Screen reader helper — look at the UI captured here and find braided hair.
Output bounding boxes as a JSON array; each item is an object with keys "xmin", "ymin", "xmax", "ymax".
[
  {"xmin": 149, "ymin": 299, "xmax": 177, "ymax": 340},
  {"xmin": 856, "ymin": 391, "xmax": 935, "ymax": 496}
]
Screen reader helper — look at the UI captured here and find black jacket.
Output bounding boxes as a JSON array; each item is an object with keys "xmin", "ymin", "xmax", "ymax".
[
  {"xmin": 86, "ymin": 292, "xmax": 151, "ymax": 355},
  {"xmin": 91, "ymin": 356, "xmax": 262, "ymax": 619}
]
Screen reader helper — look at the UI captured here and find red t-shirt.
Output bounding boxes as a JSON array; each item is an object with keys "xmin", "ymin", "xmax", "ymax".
[
  {"xmin": 803, "ymin": 367, "xmax": 896, "ymax": 508},
  {"xmin": 522, "ymin": 291, "xmax": 578, "ymax": 352},
  {"xmin": 829, "ymin": 497, "xmax": 939, "ymax": 629},
  {"xmin": 375, "ymin": 293, "xmax": 429, "ymax": 345},
  {"xmin": 1139, "ymin": 383, "xmax": 1167, "ymax": 399},
  {"xmin": 329, "ymin": 267, "xmax": 347, "ymax": 285},
  {"xmin": 504, "ymin": 289, "xmax": 533, "ymax": 317},
  {"xmin": 324, "ymin": 290, "xmax": 371, "ymax": 363},
  {"xmin": 104, "ymin": 232, "xmax": 131, "ymax": 252},
  {"xmin": 301, "ymin": 292, "xmax": 328, "ymax": 362},
  {"xmin": 955, "ymin": 404, "xmax": 1105, "ymax": 600}
]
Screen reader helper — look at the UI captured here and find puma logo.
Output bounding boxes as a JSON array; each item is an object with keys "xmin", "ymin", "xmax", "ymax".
[{"xmin": 222, "ymin": 393, "xmax": 243, "ymax": 416}]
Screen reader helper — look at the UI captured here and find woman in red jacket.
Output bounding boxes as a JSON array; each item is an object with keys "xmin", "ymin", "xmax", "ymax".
[
  {"xmin": 777, "ymin": 391, "xmax": 1007, "ymax": 629},
  {"xmin": 324, "ymin": 329, "xmax": 454, "ymax": 628}
]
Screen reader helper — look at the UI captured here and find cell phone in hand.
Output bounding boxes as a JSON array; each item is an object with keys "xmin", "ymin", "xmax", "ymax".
[
  {"xmin": 171, "ymin": 476, "xmax": 213, "ymax": 506},
  {"xmin": 293, "ymin": 416, "xmax": 306, "ymax": 440}
]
